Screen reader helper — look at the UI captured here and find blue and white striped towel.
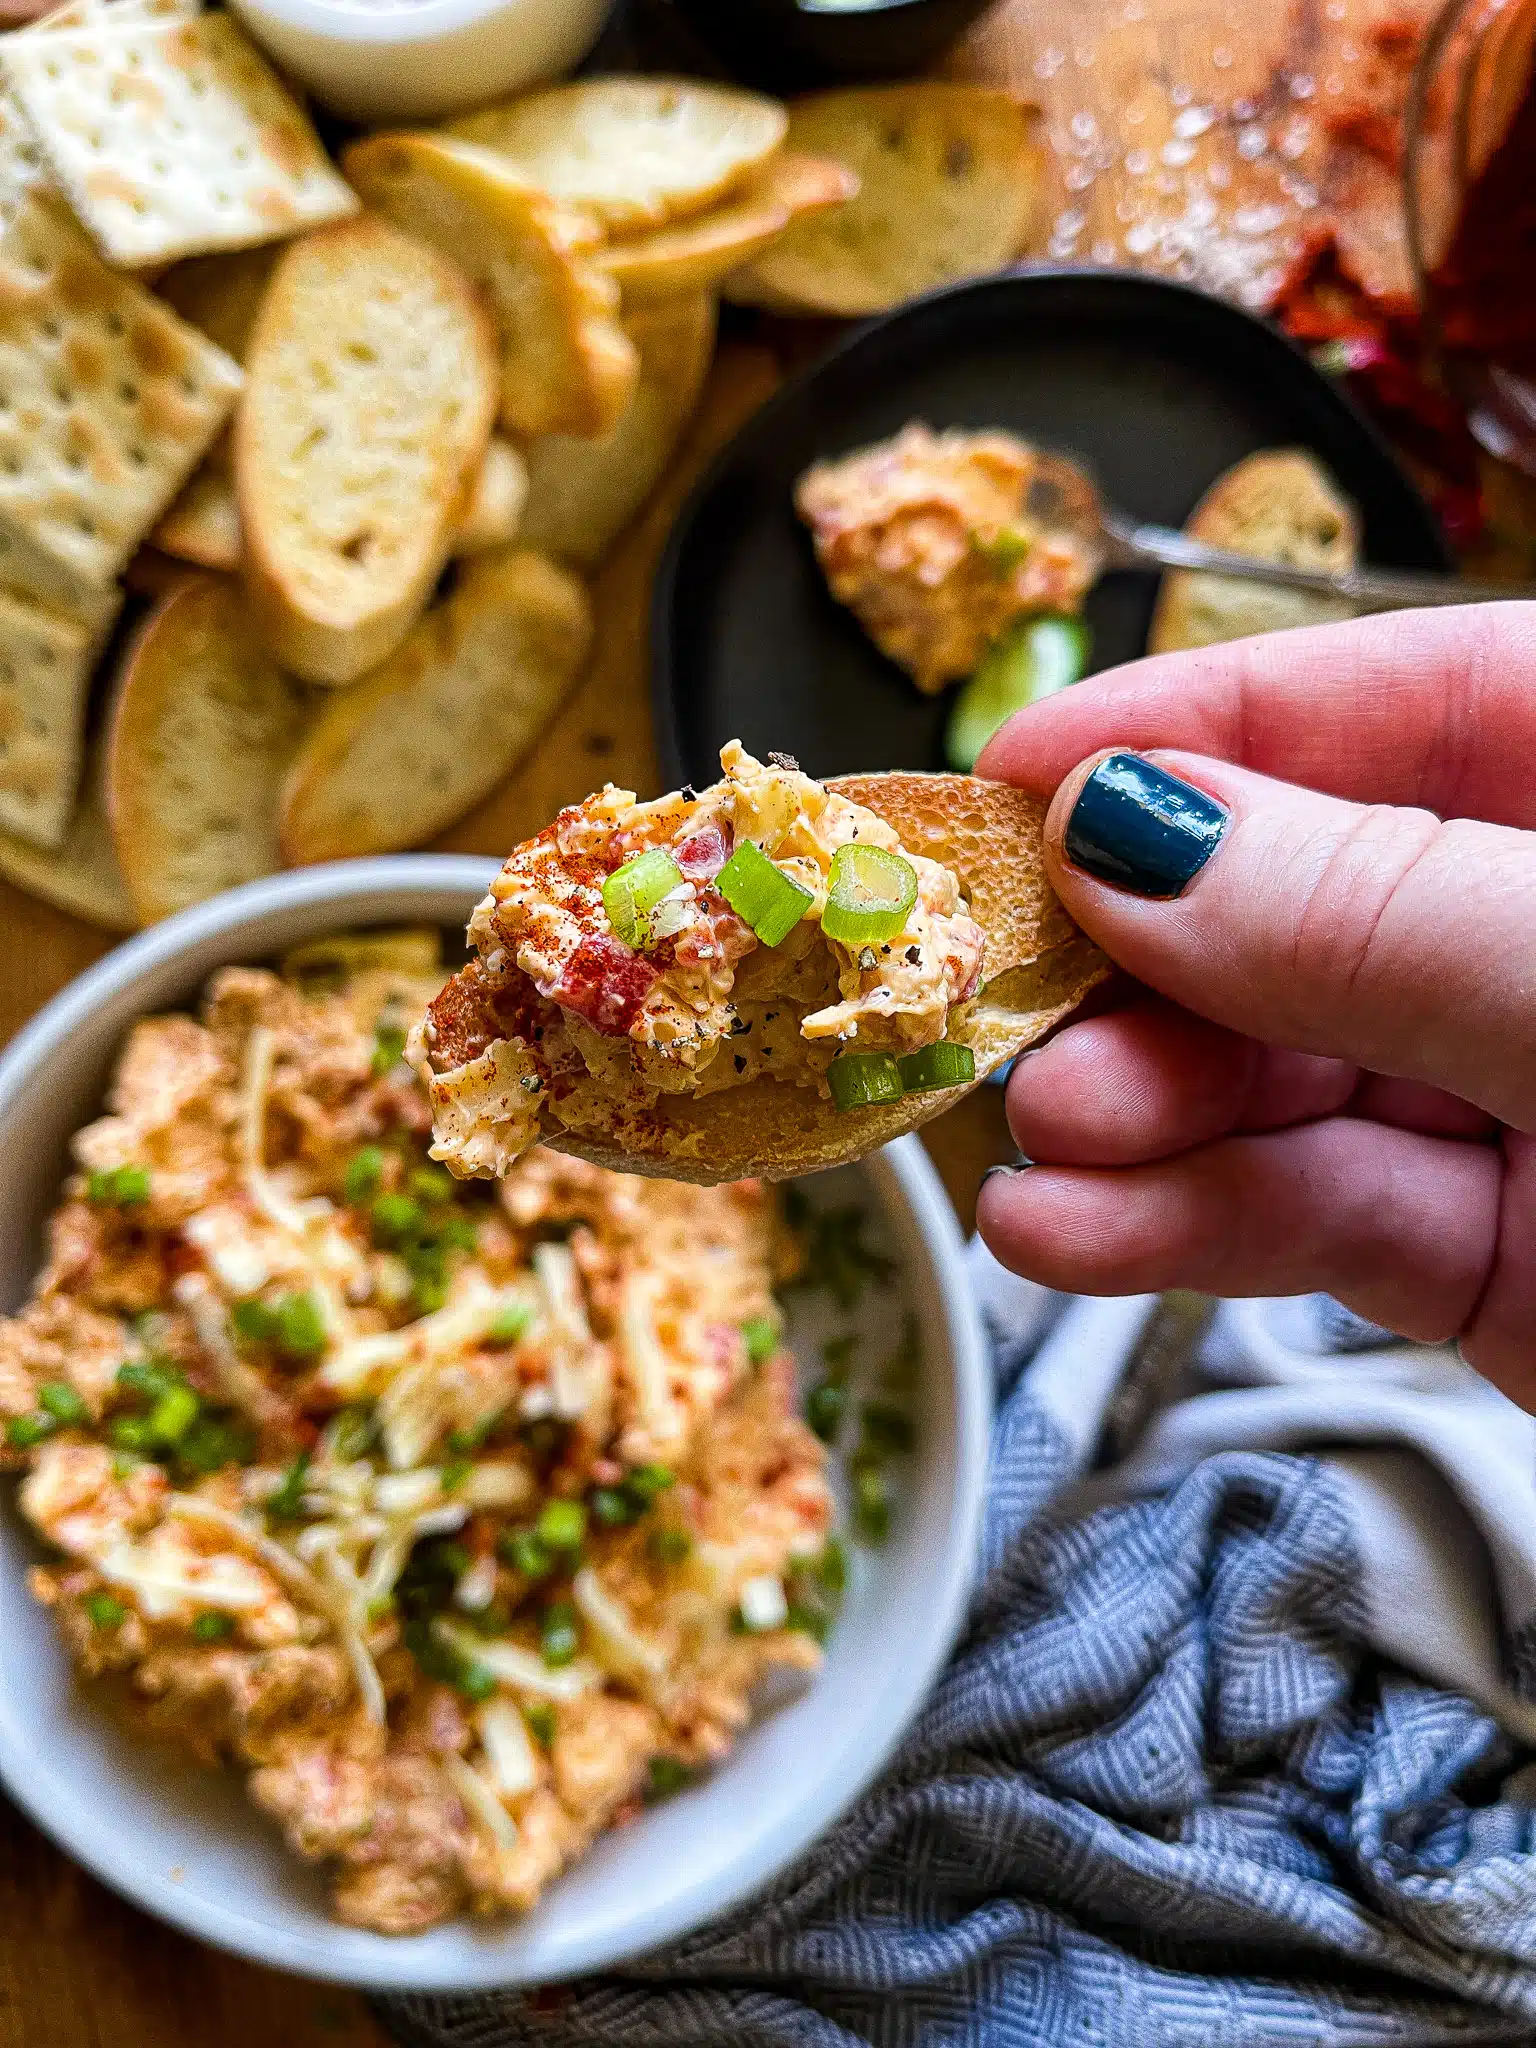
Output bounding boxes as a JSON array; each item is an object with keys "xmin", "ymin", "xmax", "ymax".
[{"xmin": 383, "ymin": 1252, "xmax": 1536, "ymax": 2048}]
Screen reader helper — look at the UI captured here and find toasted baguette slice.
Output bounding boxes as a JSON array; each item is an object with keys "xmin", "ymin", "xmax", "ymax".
[
  {"xmin": 236, "ymin": 215, "xmax": 499, "ymax": 686},
  {"xmin": 105, "ymin": 574, "xmax": 310, "ymax": 924},
  {"xmin": 428, "ymin": 773, "xmax": 1106, "ymax": 1185},
  {"xmin": 597, "ymin": 153, "xmax": 860, "ymax": 304},
  {"xmin": 1148, "ymin": 451, "xmax": 1360, "ymax": 653},
  {"xmin": 343, "ymin": 133, "xmax": 638, "ymax": 442},
  {"xmin": 518, "ymin": 294, "xmax": 716, "ymax": 568},
  {"xmin": 155, "ymin": 435, "xmax": 529, "ymax": 573},
  {"xmin": 279, "ymin": 548, "xmax": 591, "ymax": 864},
  {"xmin": 726, "ymin": 85, "xmax": 1044, "ymax": 316},
  {"xmin": 446, "ymin": 77, "xmax": 788, "ymax": 234}
]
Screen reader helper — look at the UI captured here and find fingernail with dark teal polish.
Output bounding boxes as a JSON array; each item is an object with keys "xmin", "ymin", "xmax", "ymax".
[{"xmin": 1064, "ymin": 753, "xmax": 1229, "ymax": 899}]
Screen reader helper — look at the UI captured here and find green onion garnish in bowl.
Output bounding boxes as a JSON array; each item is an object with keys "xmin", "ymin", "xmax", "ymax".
[
  {"xmin": 716, "ymin": 840, "xmax": 812, "ymax": 945},
  {"xmin": 821, "ymin": 845, "xmax": 918, "ymax": 946}
]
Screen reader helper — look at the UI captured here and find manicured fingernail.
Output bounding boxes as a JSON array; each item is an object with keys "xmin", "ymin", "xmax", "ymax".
[{"xmin": 1064, "ymin": 752, "xmax": 1229, "ymax": 899}]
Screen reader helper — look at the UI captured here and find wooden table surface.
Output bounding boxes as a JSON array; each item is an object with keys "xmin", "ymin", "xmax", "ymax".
[{"xmin": 0, "ymin": 0, "xmax": 1451, "ymax": 2037}]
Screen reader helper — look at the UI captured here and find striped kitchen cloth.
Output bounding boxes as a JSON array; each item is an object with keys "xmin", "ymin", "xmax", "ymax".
[{"xmin": 382, "ymin": 1253, "xmax": 1536, "ymax": 2048}]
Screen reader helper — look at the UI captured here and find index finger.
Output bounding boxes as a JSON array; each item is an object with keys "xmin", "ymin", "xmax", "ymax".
[{"xmin": 976, "ymin": 600, "xmax": 1536, "ymax": 827}]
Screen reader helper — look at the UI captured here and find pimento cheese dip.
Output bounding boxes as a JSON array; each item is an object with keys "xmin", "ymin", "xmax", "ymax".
[{"xmin": 413, "ymin": 743, "xmax": 984, "ymax": 1179}]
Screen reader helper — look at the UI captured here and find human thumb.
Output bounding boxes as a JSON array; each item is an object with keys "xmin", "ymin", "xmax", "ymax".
[{"xmin": 1042, "ymin": 749, "xmax": 1536, "ymax": 1130}]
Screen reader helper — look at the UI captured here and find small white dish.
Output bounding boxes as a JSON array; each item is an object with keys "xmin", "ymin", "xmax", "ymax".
[
  {"xmin": 0, "ymin": 857, "xmax": 991, "ymax": 1991},
  {"xmin": 225, "ymin": 0, "xmax": 614, "ymax": 124}
]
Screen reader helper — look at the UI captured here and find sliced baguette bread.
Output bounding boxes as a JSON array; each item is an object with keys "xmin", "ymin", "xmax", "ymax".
[
  {"xmin": 518, "ymin": 293, "xmax": 716, "ymax": 568},
  {"xmin": 105, "ymin": 573, "xmax": 310, "ymax": 924},
  {"xmin": 1148, "ymin": 450, "xmax": 1361, "ymax": 653},
  {"xmin": 155, "ymin": 434, "xmax": 529, "ymax": 574},
  {"xmin": 343, "ymin": 133, "xmax": 637, "ymax": 442},
  {"xmin": 725, "ymin": 85, "xmax": 1044, "ymax": 316},
  {"xmin": 235, "ymin": 215, "xmax": 500, "ymax": 686},
  {"xmin": 280, "ymin": 547, "xmax": 591, "ymax": 864}
]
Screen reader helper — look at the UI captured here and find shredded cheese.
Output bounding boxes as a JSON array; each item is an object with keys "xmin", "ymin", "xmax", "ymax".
[
  {"xmin": 320, "ymin": 1276, "xmax": 528, "ymax": 1397},
  {"xmin": 442, "ymin": 1752, "xmax": 520, "ymax": 1858},
  {"xmin": 738, "ymin": 1573, "xmax": 788, "ymax": 1632},
  {"xmin": 436, "ymin": 1622, "xmax": 601, "ymax": 1701},
  {"xmin": 172, "ymin": 1274, "xmax": 291, "ymax": 1429},
  {"xmin": 476, "ymin": 1699, "xmax": 540, "ymax": 1797},
  {"xmin": 167, "ymin": 1493, "xmax": 387, "ymax": 1725},
  {"xmin": 619, "ymin": 1272, "xmax": 682, "ymax": 1447},
  {"xmin": 571, "ymin": 1566, "xmax": 669, "ymax": 1680},
  {"xmin": 532, "ymin": 1244, "xmax": 596, "ymax": 1421}
]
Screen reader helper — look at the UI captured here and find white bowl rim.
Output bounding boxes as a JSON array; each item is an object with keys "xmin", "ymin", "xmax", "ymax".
[
  {"xmin": 0, "ymin": 855, "xmax": 992, "ymax": 1991},
  {"xmin": 229, "ymin": 0, "xmax": 596, "ymax": 50}
]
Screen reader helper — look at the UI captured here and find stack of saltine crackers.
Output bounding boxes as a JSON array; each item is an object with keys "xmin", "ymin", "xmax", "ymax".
[{"xmin": 0, "ymin": 0, "xmax": 352, "ymax": 876}]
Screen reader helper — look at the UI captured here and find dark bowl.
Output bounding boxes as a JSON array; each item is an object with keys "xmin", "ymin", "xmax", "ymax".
[{"xmin": 668, "ymin": 0, "xmax": 998, "ymax": 91}]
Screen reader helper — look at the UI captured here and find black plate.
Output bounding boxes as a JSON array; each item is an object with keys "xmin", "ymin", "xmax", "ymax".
[{"xmin": 652, "ymin": 269, "xmax": 1450, "ymax": 786}]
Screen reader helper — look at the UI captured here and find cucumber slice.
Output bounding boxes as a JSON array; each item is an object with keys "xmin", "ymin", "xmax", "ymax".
[{"xmin": 944, "ymin": 614, "xmax": 1091, "ymax": 772}]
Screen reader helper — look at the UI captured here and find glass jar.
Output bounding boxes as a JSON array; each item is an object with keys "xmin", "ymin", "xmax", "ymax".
[{"xmin": 1403, "ymin": 0, "xmax": 1536, "ymax": 471}]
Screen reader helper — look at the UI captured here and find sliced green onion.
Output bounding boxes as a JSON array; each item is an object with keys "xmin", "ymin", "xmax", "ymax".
[
  {"xmin": 458, "ymin": 1661, "xmax": 498, "ymax": 1704},
  {"xmin": 6, "ymin": 1413, "xmax": 54, "ymax": 1449},
  {"xmin": 435, "ymin": 1214, "xmax": 479, "ymax": 1255},
  {"xmin": 499, "ymin": 1528, "xmax": 553, "ymax": 1579},
  {"xmin": 38, "ymin": 1381, "xmax": 87, "ymax": 1425},
  {"xmin": 117, "ymin": 1359, "xmax": 177, "ymax": 1398},
  {"xmin": 231, "ymin": 1299, "xmax": 279, "ymax": 1347},
  {"xmin": 149, "ymin": 1383, "xmax": 200, "ymax": 1444},
  {"xmin": 86, "ymin": 1592, "xmax": 126, "ymax": 1630},
  {"xmin": 177, "ymin": 1414, "xmax": 255, "ymax": 1475},
  {"xmin": 267, "ymin": 1448, "xmax": 311, "ymax": 1521},
  {"xmin": 440, "ymin": 1458, "xmax": 471, "ymax": 1494},
  {"xmin": 819, "ymin": 1534, "xmax": 848, "ymax": 1597},
  {"xmin": 974, "ymin": 523, "xmax": 1033, "ymax": 574},
  {"xmin": 446, "ymin": 1409, "xmax": 502, "ymax": 1455},
  {"xmin": 804, "ymin": 1379, "xmax": 846, "ymax": 1443},
  {"xmin": 626, "ymin": 1463, "xmax": 675, "ymax": 1503},
  {"xmin": 371, "ymin": 1023, "xmax": 408, "ymax": 1075},
  {"xmin": 945, "ymin": 613, "xmax": 1091, "ymax": 772},
  {"xmin": 325, "ymin": 1404, "xmax": 377, "ymax": 1462},
  {"xmin": 851, "ymin": 1462, "xmax": 891, "ymax": 1544},
  {"xmin": 536, "ymin": 1499, "xmax": 587, "ymax": 1551},
  {"xmin": 645, "ymin": 1755, "xmax": 694, "ymax": 1801},
  {"xmin": 273, "ymin": 1292, "xmax": 327, "ymax": 1360},
  {"xmin": 827, "ymin": 1052, "xmax": 905, "ymax": 1113},
  {"xmin": 486, "ymin": 1305, "xmax": 533, "ymax": 1347},
  {"xmin": 716, "ymin": 840, "xmax": 812, "ymax": 947},
  {"xmin": 108, "ymin": 1415, "xmax": 157, "ymax": 1455},
  {"xmin": 602, "ymin": 848, "xmax": 685, "ymax": 950},
  {"xmin": 191, "ymin": 1611, "xmax": 234, "ymax": 1642},
  {"xmin": 821, "ymin": 844, "xmax": 918, "ymax": 947},
  {"xmin": 524, "ymin": 1703, "xmax": 557, "ymax": 1749},
  {"xmin": 896, "ymin": 1042, "xmax": 976, "ymax": 1094},
  {"xmin": 591, "ymin": 1485, "xmax": 638, "ymax": 1528},
  {"xmin": 408, "ymin": 1165, "xmax": 456, "ymax": 1206},
  {"xmin": 86, "ymin": 1164, "xmax": 150, "ymax": 1208},
  {"xmin": 540, "ymin": 1600, "xmax": 580, "ymax": 1668},
  {"xmin": 343, "ymin": 1146, "xmax": 385, "ymax": 1205},
  {"xmin": 648, "ymin": 1525, "xmax": 691, "ymax": 1566},
  {"xmin": 371, "ymin": 1192, "xmax": 423, "ymax": 1246},
  {"xmin": 740, "ymin": 1316, "xmax": 779, "ymax": 1366}
]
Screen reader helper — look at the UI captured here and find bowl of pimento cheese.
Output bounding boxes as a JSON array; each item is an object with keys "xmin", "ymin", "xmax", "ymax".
[{"xmin": 0, "ymin": 855, "xmax": 988, "ymax": 1990}]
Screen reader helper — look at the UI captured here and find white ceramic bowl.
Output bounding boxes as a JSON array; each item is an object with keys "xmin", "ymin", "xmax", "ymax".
[
  {"xmin": 226, "ymin": 0, "xmax": 614, "ymax": 124},
  {"xmin": 0, "ymin": 857, "xmax": 990, "ymax": 1991}
]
